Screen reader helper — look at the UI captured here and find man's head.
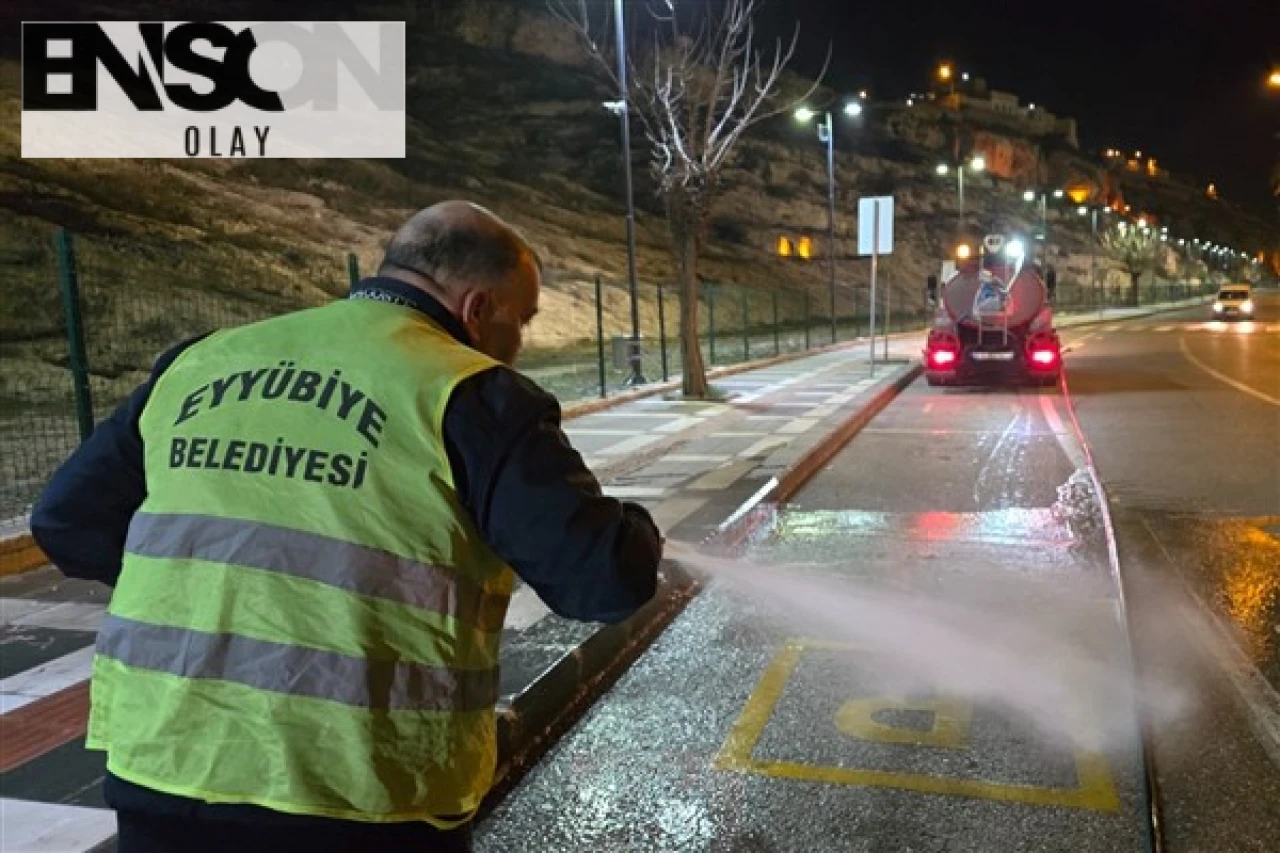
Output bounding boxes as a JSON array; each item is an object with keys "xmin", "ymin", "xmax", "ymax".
[{"xmin": 378, "ymin": 201, "xmax": 541, "ymax": 366}]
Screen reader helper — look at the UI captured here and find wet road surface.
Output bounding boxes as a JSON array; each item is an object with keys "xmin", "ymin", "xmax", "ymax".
[
  {"xmin": 1062, "ymin": 290, "xmax": 1280, "ymax": 851},
  {"xmin": 478, "ymin": 364, "xmax": 1156, "ymax": 850}
]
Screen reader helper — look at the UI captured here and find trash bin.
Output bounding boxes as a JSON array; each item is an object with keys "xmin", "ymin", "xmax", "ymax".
[{"xmin": 611, "ymin": 335, "xmax": 643, "ymax": 370}]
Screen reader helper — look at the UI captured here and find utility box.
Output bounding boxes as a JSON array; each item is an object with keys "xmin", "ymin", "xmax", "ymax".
[{"xmin": 611, "ymin": 335, "xmax": 643, "ymax": 370}]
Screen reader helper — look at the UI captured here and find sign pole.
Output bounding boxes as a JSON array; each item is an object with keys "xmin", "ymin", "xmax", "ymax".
[
  {"xmin": 869, "ymin": 199, "xmax": 879, "ymax": 376},
  {"xmin": 883, "ymin": 258, "xmax": 891, "ymax": 362}
]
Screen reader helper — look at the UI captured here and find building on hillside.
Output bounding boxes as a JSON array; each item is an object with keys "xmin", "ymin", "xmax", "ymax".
[{"xmin": 934, "ymin": 75, "xmax": 1078, "ymax": 149}]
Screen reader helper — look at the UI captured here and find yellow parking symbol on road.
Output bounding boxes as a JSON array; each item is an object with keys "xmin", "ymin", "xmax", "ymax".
[
  {"xmin": 836, "ymin": 694, "xmax": 973, "ymax": 749},
  {"xmin": 716, "ymin": 640, "xmax": 1119, "ymax": 812}
]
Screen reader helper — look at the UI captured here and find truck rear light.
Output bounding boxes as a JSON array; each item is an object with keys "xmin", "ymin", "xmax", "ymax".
[
  {"xmin": 1030, "ymin": 349, "xmax": 1058, "ymax": 366},
  {"xmin": 929, "ymin": 349, "xmax": 957, "ymax": 367}
]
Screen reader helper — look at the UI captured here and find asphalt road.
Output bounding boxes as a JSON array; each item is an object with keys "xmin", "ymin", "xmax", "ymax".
[
  {"xmin": 477, "ymin": 352, "xmax": 1155, "ymax": 851},
  {"xmin": 1060, "ymin": 290, "xmax": 1280, "ymax": 851}
]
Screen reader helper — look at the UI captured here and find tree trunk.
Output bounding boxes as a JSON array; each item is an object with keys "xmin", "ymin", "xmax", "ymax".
[
  {"xmin": 1128, "ymin": 271, "xmax": 1141, "ymax": 307},
  {"xmin": 669, "ymin": 196, "xmax": 709, "ymax": 398}
]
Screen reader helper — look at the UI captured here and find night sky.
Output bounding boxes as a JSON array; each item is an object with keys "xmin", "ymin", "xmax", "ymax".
[{"xmin": 758, "ymin": 0, "xmax": 1279, "ymax": 217}]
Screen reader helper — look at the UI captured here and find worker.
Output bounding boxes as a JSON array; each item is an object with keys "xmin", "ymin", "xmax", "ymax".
[{"xmin": 31, "ymin": 201, "xmax": 664, "ymax": 853}]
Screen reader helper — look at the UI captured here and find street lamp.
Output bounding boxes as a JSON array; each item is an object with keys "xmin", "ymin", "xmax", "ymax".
[
  {"xmin": 938, "ymin": 156, "xmax": 984, "ymax": 233},
  {"xmin": 610, "ymin": 0, "xmax": 645, "ymax": 386},
  {"xmin": 1269, "ymin": 69, "xmax": 1280, "ymax": 88},
  {"xmin": 796, "ymin": 102, "xmax": 863, "ymax": 344}
]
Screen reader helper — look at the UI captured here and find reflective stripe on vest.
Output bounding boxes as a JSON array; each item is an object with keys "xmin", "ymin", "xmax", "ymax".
[
  {"xmin": 126, "ymin": 511, "xmax": 507, "ymax": 633},
  {"xmin": 97, "ymin": 614, "xmax": 498, "ymax": 712}
]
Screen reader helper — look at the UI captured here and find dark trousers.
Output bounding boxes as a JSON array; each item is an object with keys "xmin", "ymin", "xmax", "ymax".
[{"xmin": 116, "ymin": 811, "xmax": 473, "ymax": 853}]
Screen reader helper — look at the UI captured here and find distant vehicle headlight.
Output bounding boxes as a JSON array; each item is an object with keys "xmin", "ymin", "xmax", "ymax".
[
  {"xmin": 1240, "ymin": 299, "xmax": 1254, "ymax": 313},
  {"xmin": 1213, "ymin": 301, "xmax": 1224, "ymax": 312}
]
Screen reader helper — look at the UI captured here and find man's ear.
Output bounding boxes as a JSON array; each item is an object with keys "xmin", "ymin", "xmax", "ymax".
[{"xmin": 462, "ymin": 288, "xmax": 490, "ymax": 324}]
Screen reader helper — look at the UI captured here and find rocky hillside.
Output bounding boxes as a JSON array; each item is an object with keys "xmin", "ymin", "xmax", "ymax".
[{"xmin": 2, "ymin": 1, "xmax": 1275, "ymax": 395}]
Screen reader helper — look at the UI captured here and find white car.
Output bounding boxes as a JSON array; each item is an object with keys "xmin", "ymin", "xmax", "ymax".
[{"xmin": 1212, "ymin": 285, "xmax": 1253, "ymax": 320}]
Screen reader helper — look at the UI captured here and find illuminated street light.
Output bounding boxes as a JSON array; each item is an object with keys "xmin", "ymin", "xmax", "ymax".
[
  {"xmin": 938, "ymin": 63, "xmax": 953, "ymax": 81},
  {"xmin": 1052, "ymin": 189, "xmax": 1065, "ymax": 199},
  {"xmin": 1077, "ymin": 206, "xmax": 1089, "ymax": 216},
  {"xmin": 795, "ymin": 103, "xmax": 865, "ymax": 345},
  {"xmin": 1023, "ymin": 190, "xmax": 1036, "ymax": 202},
  {"xmin": 1269, "ymin": 70, "xmax": 1280, "ymax": 88},
  {"xmin": 970, "ymin": 155, "xmax": 985, "ymax": 171},
  {"xmin": 858, "ymin": 90, "xmax": 869, "ymax": 100},
  {"xmin": 936, "ymin": 163, "xmax": 950, "ymax": 175},
  {"xmin": 607, "ymin": 0, "xmax": 646, "ymax": 385}
]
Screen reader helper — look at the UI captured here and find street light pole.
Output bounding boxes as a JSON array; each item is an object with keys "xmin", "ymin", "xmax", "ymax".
[
  {"xmin": 823, "ymin": 111, "xmax": 838, "ymax": 345},
  {"xmin": 957, "ymin": 165, "xmax": 965, "ymax": 230},
  {"xmin": 614, "ymin": 0, "xmax": 646, "ymax": 386}
]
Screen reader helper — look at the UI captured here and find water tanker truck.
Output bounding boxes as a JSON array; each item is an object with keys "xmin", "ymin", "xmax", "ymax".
[{"xmin": 923, "ymin": 232, "xmax": 1062, "ymax": 387}]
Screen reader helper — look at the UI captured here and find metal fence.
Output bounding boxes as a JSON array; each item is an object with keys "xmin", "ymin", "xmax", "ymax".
[{"xmin": 0, "ymin": 224, "xmax": 1213, "ymax": 519}]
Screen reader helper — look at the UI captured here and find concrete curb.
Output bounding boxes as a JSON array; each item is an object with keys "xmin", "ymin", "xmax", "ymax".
[
  {"xmin": 485, "ymin": 360, "xmax": 922, "ymax": 802},
  {"xmin": 491, "ymin": 574, "xmax": 695, "ymax": 790}
]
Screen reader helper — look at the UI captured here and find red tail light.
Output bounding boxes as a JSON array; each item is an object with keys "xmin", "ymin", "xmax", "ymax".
[
  {"xmin": 929, "ymin": 349, "xmax": 957, "ymax": 368},
  {"xmin": 1030, "ymin": 349, "xmax": 1058, "ymax": 367}
]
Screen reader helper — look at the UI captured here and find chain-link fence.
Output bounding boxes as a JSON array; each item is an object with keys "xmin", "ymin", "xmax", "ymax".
[{"xmin": 0, "ymin": 224, "xmax": 1216, "ymax": 519}]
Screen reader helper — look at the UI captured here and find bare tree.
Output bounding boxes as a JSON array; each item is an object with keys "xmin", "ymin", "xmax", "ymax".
[
  {"xmin": 1101, "ymin": 223, "xmax": 1159, "ymax": 306},
  {"xmin": 551, "ymin": 0, "xmax": 825, "ymax": 396}
]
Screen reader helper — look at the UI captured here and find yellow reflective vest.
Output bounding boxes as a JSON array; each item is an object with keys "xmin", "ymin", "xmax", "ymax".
[{"xmin": 87, "ymin": 298, "xmax": 514, "ymax": 825}]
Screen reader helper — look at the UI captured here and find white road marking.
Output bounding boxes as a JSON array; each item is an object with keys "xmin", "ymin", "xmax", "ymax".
[
  {"xmin": 1, "ymin": 600, "xmax": 63, "ymax": 627},
  {"xmin": 654, "ymin": 416, "xmax": 704, "ymax": 433},
  {"xmin": 738, "ymin": 436, "xmax": 792, "ymax": 458},
  {"xmin": 602, "ymin": 485, "xmax": 668, "ymax": 499},
  {"xmin": 687, "ymin": 460, "xmax": 755, "ymax": 491},
  {"xmin": 1179, "ymin": 336, "xmax": 1279, "ymax": 406},
  {"xmin": 662, "ymin": 454, "xmax": 732, "ymax": 463},
  {"xmin": 1156, "ymin": 325, "xmax": 1176, "ymax": 332},
  {"xmin": 0, "ymin": 800, "xmax": 116, "ymax": 853},
  {"xmin": 503, "ymin": 585, "xmax": 551, "ymax": 631},
  {"xmin": 0, "ymin": 646, "xmax": 95, "ymax": 715},
  {"xmin": 775, "ymin": 418, "xmax": 819, "ymax": 435},
  {"xmin": 649, "ymin": 496, "xmax": 710, "ymax": 531},
  {"xmin": 598, "ymin": 434, "xmax": 666, "ymax": 455},
  {"xmin": 7, "ymin": 602, "xmax": 104, "ymax": 632}
]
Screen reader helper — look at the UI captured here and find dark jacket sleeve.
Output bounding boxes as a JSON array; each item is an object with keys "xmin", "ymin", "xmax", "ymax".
[
  {"xmin": 443, "ymin": 367, "xmax": 661, "ymax": 624},
  {"xmin": 30, "ymin": 338, "xmax": 202, "ymax": 586}
]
